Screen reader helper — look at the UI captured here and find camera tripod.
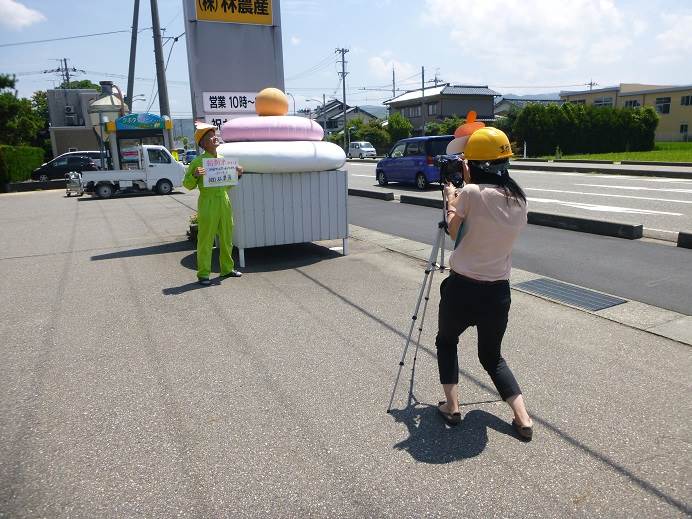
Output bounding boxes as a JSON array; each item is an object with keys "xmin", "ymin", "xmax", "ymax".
[{"xmin": 386, "ymin": 189, "xmax": 452, "ymax": 413}]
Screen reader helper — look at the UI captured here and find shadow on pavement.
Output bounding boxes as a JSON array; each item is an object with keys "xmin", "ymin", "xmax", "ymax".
[
  {"xmin": 178, "ymin": 242, "xmax": 343, "ymax": 275},
  {"xmin": 389, "ymin": 405, "xmax": 515, "ymax": 464},
  {"xmin": 91, "ymin": 240, "xmax": 193, "ymax": 261},
  {"xmin": 77, "ymin": 191, "xmax": 185, "ymax": 201},
  {"xmin": 162, "ymin": 279, "xmax": 220, "ymax": 295}
]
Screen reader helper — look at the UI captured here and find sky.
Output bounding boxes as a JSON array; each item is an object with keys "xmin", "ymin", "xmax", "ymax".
[{"xmin": 1, "ymin": 0, "xmax": 691, "ymax": 118}]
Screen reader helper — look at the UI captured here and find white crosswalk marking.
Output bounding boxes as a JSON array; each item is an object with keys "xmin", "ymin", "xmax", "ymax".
[{"xmin": 575, "ymin": 183, "xmax": 692, "ymax": 194}]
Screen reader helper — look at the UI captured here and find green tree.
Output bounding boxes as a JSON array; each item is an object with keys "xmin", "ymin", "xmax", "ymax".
[
  {"xmin": 359, "ymin": 119, "xmax": 390, "ymax": 154},
  {"xmin": 59, "ymin": 79, "xmax": 101, "ymax": 91},
  {"xmin": 386, "ymin": 112, "xmax": 413, "ymax": 143},
  {"xmin": 30, "ymin": 90, "xmax": 52, "ymax": 158},
  {"xmin": 0, "ymin": 75, "xmax": 42, "ymax": 146}
]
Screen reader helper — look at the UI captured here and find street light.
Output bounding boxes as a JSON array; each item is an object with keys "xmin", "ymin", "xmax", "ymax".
[{"xmin": 286, "ymin": 92, "xmax": 296, "ymax": 115}]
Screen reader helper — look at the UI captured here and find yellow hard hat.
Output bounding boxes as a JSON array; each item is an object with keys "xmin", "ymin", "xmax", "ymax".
[
  {"xmin": 464, "ymin": 127, "xmax": 513, "ymax": 161},
  {"xmin": 194, "ymin": 123, "xmax": 215, "ymax": 146}
]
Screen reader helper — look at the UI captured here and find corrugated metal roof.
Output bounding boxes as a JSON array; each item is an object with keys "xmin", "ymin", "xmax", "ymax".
[
  {"xmin": 385, "ymin": 86, "xmax": 446, "ymax": 104},
  {"xmin": 442, "ymin": 85, "xmax": 500, "ymax": 96},
  {"xmin": 620, "ymin": 84, "xmax": 692, "ymax": 96}
]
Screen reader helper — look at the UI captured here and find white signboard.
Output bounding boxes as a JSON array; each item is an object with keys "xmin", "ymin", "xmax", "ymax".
[
  {"xmin": 202, "ymin": 157, "xmax": 239, "ymax": 188},
  {"xmin": 203, "ymin": 92, "xmax": 258, "ymax": 113}
]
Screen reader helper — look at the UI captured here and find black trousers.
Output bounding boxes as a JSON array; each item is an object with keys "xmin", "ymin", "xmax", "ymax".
[{"xmin": 435, "ymin": 272, "xmax": 521, "ymax": 400}]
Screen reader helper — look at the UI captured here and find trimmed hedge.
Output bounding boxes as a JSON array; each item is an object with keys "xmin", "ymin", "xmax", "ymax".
[
  {"xmin": 0, "ymin": 144, "xmax": 45, "ymax": 187},
  {"xmin": 512, "ymin": 103, "xmax": 658, "ymax": 157}
]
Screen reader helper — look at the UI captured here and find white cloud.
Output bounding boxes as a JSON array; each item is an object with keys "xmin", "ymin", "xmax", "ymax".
[
  {"xmin": 422, "ymin": 0, "xmax": 636, "ymax": 81},
  {"xmin": 0, "ymin": 0, "xmax": 46, "ymax": 30},
  {"xmin": 290, "ymin": 36, "xmax": 301, "ymax": 46},
  {"xmin": 368, "ymin": 55, "xmax": 416, "ymax": 82},
  {"xmin": 655, "ymin": 13, "xmax": 692, "ymax": 55}
]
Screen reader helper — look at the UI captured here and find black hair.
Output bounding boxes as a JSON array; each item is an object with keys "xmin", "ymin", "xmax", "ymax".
[{"xmin": 467, "ymin": 159, "xmax": 526, "ymax": 205}]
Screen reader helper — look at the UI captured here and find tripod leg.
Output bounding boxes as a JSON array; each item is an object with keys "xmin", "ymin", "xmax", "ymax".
[
  {"xmin": 387, "ymin": 227, "xmax": 445, "ymax": 413},
  {"xmin": 407, "ymin": 239, "xmax": 440, "ymax": 407}
]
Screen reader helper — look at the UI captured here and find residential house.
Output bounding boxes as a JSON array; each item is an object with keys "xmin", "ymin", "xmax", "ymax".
[
  {"xmin": 385, "ymin": 84, "xmax": 500, "ymax": 134},
  {"xmin": 47, "ymin": 88, "xmax": 100, "ymax": 156},
  {"xmin": 494, "ymin": 94, "xmax": 563, "ymax": 116}
]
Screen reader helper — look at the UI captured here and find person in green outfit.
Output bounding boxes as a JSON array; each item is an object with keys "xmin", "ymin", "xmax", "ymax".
[{"xmin": 184, "ymin": 123, "xmax": 243, "ymax": 286}]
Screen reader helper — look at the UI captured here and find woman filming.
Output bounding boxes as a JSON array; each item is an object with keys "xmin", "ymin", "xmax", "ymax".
[{"xmin": 436, "ymin": 127, "xmax": 533, "ymax": 441}]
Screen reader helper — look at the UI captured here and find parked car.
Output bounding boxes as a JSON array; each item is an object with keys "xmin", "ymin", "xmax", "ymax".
[
  {"xmin": 375, "ymin": 135, "xmax": 454, "ymax": 190},
  {"xmin": 347, "ymin": 141, "xmax": 377, "ymax": 159},
  {"xmin": 31, "ymin": 154, "xmax": 99, "ymax": 182},
  {"xmin": 183, "ymin": 150, "xmax": 198, "ymax": 165}
]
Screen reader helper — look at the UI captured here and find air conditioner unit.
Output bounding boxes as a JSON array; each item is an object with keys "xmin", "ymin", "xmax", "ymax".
[
  {"xmin": 64, "ymin": 105, "xmax": 75, "ymax": 114},
  {"xmin": 64, "ymin": 115, "xmax": 77, "ymax": 126}
]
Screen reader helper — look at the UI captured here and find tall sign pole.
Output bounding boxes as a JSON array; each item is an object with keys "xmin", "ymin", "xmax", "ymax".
[
  {"xmin": 183, "ymin": 0, "xmax": 284, "ymax": 133},
  {"xmin": 150, "ymin": 0, "xmax": 173, "ymax": 146},
  {"xmin": 125, "ymin": 0, "xmax": 140, "ymax": 111}
]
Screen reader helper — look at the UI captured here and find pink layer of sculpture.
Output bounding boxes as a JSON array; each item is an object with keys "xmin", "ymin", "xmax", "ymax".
[{"xmin": 221, "ymin": 115, "xmax": 325, "ymax": 142}]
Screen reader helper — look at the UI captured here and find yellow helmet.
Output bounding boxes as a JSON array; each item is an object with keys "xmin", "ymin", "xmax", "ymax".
[
  {"xmin": 194, "ymin": 123, "xmax": 216, "ymax": 146},
  {"xmin": 464, "ymin": 127, "xmax": 513, "ymax": 161}
]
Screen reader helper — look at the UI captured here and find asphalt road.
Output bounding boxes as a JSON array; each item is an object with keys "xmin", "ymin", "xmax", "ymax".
[
  {"xmin": 345, "ymin": 162, "xmax": 692, "ymax": 235},
  {"xmin": 348, "ymin": 196, "xmax": 692, "ymax": 315},
  {"xmin": 1, "ymin": 190, "xmax": 690, "ymax": 518}
]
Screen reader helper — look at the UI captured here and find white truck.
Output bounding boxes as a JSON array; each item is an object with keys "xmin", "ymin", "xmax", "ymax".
[{"xmin": 81, "ymin": 145, "xmax": 185, "ymax": 199}]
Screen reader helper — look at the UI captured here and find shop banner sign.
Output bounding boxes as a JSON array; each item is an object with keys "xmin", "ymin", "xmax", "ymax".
[
  {"xmin": 202, "ymin": 157, "xmax": 239, "ymax": 187},
  {"xmin": 203, "ymin": 92, "xmax": 257, "ymax": 113},
  {"xmin": 195, "ymin": 0, "xmax": 272, "ymax": 25}
]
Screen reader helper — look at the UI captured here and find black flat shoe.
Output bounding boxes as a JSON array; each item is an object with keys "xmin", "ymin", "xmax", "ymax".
[
  {"xmin": 438, "ymin": 401, "xmax": 461, "ymax": 426},
  {"xmin": 221, "ymin": 270, "xmax": 242, "ymax": 278},
  {"xmin": 512, "ymin": 419, "xmax": 533, "ymax": 441},
  {"xmin": 198, "ymin": 278, "xmax": 211, "ymax": 286}
]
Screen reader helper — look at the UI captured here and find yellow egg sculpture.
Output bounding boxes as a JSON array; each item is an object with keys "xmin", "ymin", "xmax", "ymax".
[{"xmin": 255, "ymin": 87, "xmax": 289, "ymax": 116}]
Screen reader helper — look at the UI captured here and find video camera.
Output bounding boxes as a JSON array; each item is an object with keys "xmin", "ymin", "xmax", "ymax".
[{"xmin": 433, "ymin": 154, "xmax": 464, "ymax": 188}]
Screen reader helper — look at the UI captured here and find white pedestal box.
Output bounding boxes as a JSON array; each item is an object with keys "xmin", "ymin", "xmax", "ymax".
[{"xmin": 229, "ymin": 170, "xmax": 348, "ymax": 267}]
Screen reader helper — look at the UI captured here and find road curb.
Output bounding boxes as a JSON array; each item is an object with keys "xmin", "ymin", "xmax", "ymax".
[
  {"xmin": 348, "ymin": 188, "xmax": 394, "ymax": 200},
  {"xmin": 399, "ymin": 195, "xmax": 442, "ymax": 209},
  {"xmin": 5, "ymin": 180, "xmax": 66, "ymax": 192},
  {"xmin": 527, "ymin": 212, "xmax": 643, "ymax": 239},
  {"xmin": 678, "ymin": 231, "xmax": 692, "ymax": 249}
]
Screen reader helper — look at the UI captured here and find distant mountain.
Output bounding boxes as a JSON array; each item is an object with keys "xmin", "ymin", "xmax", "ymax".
[{"xmin": 499, "ymin": 92, "xmax": 562, "ymax": 101}]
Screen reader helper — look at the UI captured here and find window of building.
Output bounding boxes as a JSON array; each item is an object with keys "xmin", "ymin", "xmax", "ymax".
[
  {"xmin": 681, "ymin": 124, "xmax": 689, "ymax": 134},
  {"xmin": 655, "ymin": 97, "xmax": 671, "ymax": 114},
  {"xmin": 427, "ymin": 103, "xmax": 438, "ymax": 116},
  {"xmin": 593, "ymin": 96, "xmax": 613, "ymax": 108},
  {"xmin": 681, "ymin": 95, "xmax": 692, "ymax": 106},
  {"xmin": 570, "ymin": 99, "xmax": 586, "ymax": 105},
  {"xmin": 407, "ymin": 105, "xmax": 421, "ymax": 117},
  {"xmin": 624, "ymin": 100, "xmax": 640, "ymax": 108}
]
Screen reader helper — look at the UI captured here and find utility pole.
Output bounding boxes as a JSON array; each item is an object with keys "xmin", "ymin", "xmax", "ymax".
[
  {"xmin": 150, "ymin": 0, "xmax": 173, "ymax": 147},
  {"xmin": 336, "ymin": 47, "xmax": 349, "ymax": 148},
  {"xmin": 588, "ymin": 79, "xmax": 598, "ymax": 90},
  {"xmin": 125, "ymin": 0, "xmax": 140, "ymax": 111},
  {"xmin": 322, "ymin": 93, "xmax": 327, "ymax": 136},
  {"xmin": 63, "ymin": 58, "xmax": 71, "ymax": 85},
  {"xmin": 421, "ymin": 66, "xmax": 425, "ymax": 136},
  {"xmin": 392, "ymin": 67, "xmax": 396, "ymax": 99}
]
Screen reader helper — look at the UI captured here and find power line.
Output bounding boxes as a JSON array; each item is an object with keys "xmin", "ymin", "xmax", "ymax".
[{"xmin": 0, "ymin": 30, "xmax": 131, "ymax": 48}]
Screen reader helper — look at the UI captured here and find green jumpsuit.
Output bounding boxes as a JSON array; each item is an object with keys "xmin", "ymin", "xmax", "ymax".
[{"xmin": 183, "ymin": 151, "xmax": 235, "ymax": 279}]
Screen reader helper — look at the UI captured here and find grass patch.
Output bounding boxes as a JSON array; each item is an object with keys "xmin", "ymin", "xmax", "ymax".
[{"xmin": 540, "ymin": 141, "xmax": 692, "ymax": 162}]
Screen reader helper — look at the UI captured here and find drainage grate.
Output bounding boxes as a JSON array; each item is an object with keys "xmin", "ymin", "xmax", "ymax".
[{"xmin": 513, "ymin": 278, "xmax": 627, "ymax": 311}]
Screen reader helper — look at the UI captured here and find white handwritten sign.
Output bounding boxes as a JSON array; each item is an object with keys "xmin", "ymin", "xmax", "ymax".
[{"xmin": 202, "ymin": 157, "xmax": 239, "ymax": 188}]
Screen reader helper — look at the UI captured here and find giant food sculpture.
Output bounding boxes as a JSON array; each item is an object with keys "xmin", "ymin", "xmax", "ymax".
[{"xmin": 218, "ymin": 88, "xmax": 346, "ymax": 173}]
